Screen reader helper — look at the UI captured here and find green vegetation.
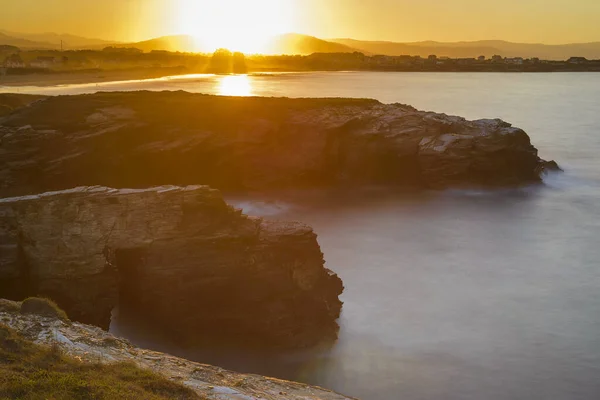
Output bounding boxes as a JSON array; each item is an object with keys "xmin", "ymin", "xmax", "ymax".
[
  {"xmin": 20, "ymin": 297, "xmax": 70, "ymax": 323},
  {"xmin": 0, "ymin": 323, "xmax": 200, "ymax": 400}
]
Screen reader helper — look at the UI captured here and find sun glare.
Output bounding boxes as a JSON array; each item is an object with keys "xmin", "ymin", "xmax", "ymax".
[
  {"xmin": 218, "ymin": 75, "xmax": 253, "ymax": 96},
  {"xmin": 178, "ymin": 0, "xmax": 296, "ymax": 53}
]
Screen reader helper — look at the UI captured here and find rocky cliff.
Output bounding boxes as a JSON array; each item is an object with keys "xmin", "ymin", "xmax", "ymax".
[
  {"xmin": 0, "ymin": 186, "xmax": 343, "ymax": 349},
  {"xmin": 0, "ymin": 92, "xmax": 557, "ymax": 198},
  {"xmin": 1, "ymin": 300, "xmax": 355, "ymax": 400}
]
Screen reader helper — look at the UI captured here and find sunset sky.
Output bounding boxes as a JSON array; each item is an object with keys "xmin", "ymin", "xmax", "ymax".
[{"xmin": 2, "ymin": 0, "xmax": 599, "ymax": 46}]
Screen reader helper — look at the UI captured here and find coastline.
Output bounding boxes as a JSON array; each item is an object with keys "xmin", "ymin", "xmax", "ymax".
[
  {"xmin": 0, "ymin": 67, "xmax": 190, "ymax": 87},
  {"xmin": 1, "ymin": 301, "xmax": 356, "ymax": 400},
  {"xmin": 2, "ymin": 66, "xmax": 600, "ymax": 89}
]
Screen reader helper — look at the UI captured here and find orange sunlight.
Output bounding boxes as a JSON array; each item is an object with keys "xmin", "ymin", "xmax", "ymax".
[
  {"xmin": 178, "ymin": 0, "xmax": 296, "ymax": 53},
  {"xmin": 218, "ymin": 75, "xmax": 253, "ymax": 96}
]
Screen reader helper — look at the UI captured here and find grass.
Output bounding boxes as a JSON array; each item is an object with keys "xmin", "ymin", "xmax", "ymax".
[
  {"xmin": 20, "ymin": 297, "xmax": 70, "ymax": 323},
  {"xmin": 0, "ymin": 323, "xmax": 201, "ymax": 400}
]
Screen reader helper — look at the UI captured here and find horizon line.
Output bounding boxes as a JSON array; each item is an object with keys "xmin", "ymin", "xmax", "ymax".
[{"xmin": 3, "ymin": 29, "xmax": 600, "ymax": 47}]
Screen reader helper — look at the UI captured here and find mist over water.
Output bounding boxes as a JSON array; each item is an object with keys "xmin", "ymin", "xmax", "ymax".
[{"xmin": 79, "ymin": 72, "xmax": 600, "ymax": 400}]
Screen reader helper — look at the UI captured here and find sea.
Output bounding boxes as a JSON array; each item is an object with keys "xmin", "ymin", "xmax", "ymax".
[{"xmin": 5, "ymin": 72, "xmax": 600, "ymax": 400}]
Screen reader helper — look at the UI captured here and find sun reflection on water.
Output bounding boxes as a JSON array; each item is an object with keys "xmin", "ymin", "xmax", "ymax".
[{"xmin": 218, "ymin": 75, "xmax": 253, "ymax": 96}]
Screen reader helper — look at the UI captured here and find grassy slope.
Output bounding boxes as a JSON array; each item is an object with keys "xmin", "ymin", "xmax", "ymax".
[{"xmin": 0, "ymin": 322, "xmax": 202, "ymax": 400}]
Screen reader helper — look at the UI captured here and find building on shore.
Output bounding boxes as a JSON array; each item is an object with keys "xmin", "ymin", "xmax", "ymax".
[
  {"xmin": 567, "ymin": 57, "xmax": 588, "ymax": 64},
  {"xmin": 506, "ymin": 57, "xmax": 524, "ymax": 65},
  {"xmin": 30, "ymin": 56, "xmax": 68, "ymax": 69},
  {"xmin": 3, "ymin": 54, "xmax": 26, "ymax": 68}
]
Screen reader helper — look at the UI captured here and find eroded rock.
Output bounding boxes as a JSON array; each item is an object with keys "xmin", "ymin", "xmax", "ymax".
[
  {"xmin": 0, "ymin": 92, "xmax": 556, "ymax": 197},
  {"xmin": 0, "ymin": 186, "xmax": 343, "ymax": 349}
]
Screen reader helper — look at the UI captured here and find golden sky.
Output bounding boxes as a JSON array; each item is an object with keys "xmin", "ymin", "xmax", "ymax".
[{"xmin": 2, "ymin": 0, "xmax": 599, "ymax": 45}]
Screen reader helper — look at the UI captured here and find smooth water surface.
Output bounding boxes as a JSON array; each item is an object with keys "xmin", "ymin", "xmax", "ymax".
[{"xmin": 18, "ymin": 72, "xmax": 600, "ymax": 400}]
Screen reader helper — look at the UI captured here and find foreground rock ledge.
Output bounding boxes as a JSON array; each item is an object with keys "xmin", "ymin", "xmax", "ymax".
[
  {"xmin": 0, "ymin": 186, "xmax": 343, "ymax": 349},
  {"xmin": 1, "ymin": 303, "xmax": 355, "ymax": 400},
  {"xmin": 0, "ymin": 92, "xmax": 558, "ymax": 198}
]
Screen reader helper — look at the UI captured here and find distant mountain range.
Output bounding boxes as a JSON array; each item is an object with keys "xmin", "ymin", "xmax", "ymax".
[
  {"xmin": 124, "ymin": 35, "xmax": 197, "ymax": 53},
  {"xmin": 266, "ymin": 33, "xmax": 356, "ymax": 55},
  {"xmin": 116, "ymin": 33, "xmax": 357, "ymax": 55},
  {"xmin": 330, "ymin": 39, "xmax": 600, "ymax": 60},
  {"xmin": 1, "ymin": 30, "xmax": 599, "ymax": 60},
  {"xmin": 0, "ymin": 30, "xmax": 114, "ymax": 49},
  {"xmin": 0, "ymin": 32, "xmax": 55, "ymax": 49}
]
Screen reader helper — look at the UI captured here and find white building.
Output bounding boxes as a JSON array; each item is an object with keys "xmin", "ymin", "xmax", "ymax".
[{"xmin": 3, "ymin": 54, "xmax": 26, "ymax": 68}]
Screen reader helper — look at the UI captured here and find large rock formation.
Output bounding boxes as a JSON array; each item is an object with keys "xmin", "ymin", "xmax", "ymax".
[
  {"xmin": 0, "ymin": 186, "xmax": 343, "ymax": 349},
  {"xmin": 1, "ymin": 301, "xmax": 356, "ymax": 400},
  {"xmin": 0, "ymin": 92, "xmax": 556, "ymax": 198}
]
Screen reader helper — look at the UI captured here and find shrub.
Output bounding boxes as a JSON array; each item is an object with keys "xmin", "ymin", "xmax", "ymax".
[{"xmin": 19, "ymin": 297, "xmax": 70, "ymax": 323}]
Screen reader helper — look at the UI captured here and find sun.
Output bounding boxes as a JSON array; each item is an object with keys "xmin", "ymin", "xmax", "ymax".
[
  {"xmin": 178, "ymin": 0, "xmax": 296, "ymax": 54},
  {"xmin": 218, "ymin": 75, "xmax": 253, "ymax": 96}
]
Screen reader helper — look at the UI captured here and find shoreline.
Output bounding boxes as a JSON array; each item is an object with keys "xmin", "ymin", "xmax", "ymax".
[
  {"xmin": 0, "ymin": 67, "xmax": 190, "ymax": 87},
  {"xmin": 2, "ymin": 67, "xmax": 599, "ymax": 89}
]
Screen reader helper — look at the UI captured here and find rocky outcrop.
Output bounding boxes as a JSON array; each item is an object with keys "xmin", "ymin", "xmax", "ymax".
[
  {"xmin": 0, "ymin": 186, "xmax": 343, "ymax": 349},
  {"xmin": 1, "ymin": 302, "xmax": 356, "ymax": 400},
  {"xmin": 0, "ymin": 92, "xmax": 556, "ymax": 198}
]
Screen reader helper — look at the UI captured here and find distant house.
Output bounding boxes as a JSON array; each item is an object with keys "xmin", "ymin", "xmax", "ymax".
[
  {"xmin": 102, "ymin": 46, "xmax": 143, "ymax": 55},
  {"xmin": 506, "ymin": 57, "xmax": 524, "ymax": 65},
  {"xmin": 30, "ymin": 56, "xmax": 64, "ymax": 69},
  {"xmin": 567, "ymin": 57, "xmax": 588, "ymax": 64},
  {"xmin": 3, "ymin": 54, "xmax": 26, "ymax": 68}
]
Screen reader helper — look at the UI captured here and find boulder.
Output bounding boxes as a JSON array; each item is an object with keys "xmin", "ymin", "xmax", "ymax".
[{"xmin": 0, "ymin": 186, "xmax": 343, "ymax": 349}]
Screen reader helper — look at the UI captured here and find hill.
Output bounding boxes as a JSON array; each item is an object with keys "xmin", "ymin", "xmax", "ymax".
[
  {"xmin": 3, "ymin": 29, "xmax": 598, "ymax": 59},
  {"xmin": 114, "ymin": 33, "xmax": 360, "ymax": 55},
  {"xmin": 0, "ymin": 30, "xmax": 113, "ymax": 49},
  {"xmin": 331, "ymin": 38, "xmax": 600, "ymax": 60},
  {"xmin": 123, "ymin": 34, "xmax": 199, "ymax": 52},
  {"xmin": 0, "ymin": 32, "xmax": 55, "ymax": 50},
  {"xmin": 264, "ymin": 33, "xmax": 360, "ymax": 55}
]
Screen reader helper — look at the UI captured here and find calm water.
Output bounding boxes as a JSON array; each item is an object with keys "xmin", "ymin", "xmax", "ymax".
[{"xmin": 11, "ymin": 72, "xmax": 600, "ymax": 400}]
